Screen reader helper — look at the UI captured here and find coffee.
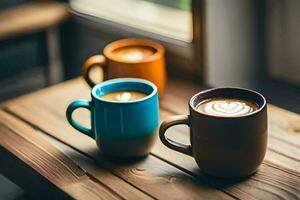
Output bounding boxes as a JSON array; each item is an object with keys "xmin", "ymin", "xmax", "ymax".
[
  {"xmin": 111, "ymin": 46, "xmax": 156, "ymax": 62},
  {"xmin": 101, "ymin": 91, "xmax": 147, "ymax": 102},
  {"xmin": 196, "ymin": 98, "xmax": 258, "ymax": 117}
]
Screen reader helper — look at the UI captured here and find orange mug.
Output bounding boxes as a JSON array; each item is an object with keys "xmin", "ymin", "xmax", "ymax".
[{"xmin": 83, "ymin": 38, "xmax": 166, "ymax": 96}]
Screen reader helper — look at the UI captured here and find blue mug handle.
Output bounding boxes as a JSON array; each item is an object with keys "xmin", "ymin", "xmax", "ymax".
[{"xmin": 66, "ymin": 100, "xmax": 94, "ymax": 138}]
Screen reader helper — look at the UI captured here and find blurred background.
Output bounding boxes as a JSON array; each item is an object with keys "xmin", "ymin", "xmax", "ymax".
[
  {"xmin": 0, "ymin": 0, "xmax": 300, "ymax": 199},
  {"xmin": 1, "ymin": 0, "xmax": 299, "ymax": 112}
]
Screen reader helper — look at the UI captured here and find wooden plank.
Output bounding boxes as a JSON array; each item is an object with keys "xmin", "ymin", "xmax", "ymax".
[
  {"xmin": 0, "ymin": 2, "xmax": 69, "ymax": 40},
  {"xmin": 0, "ymin": 112, "xmax": 120, "ymax": 200},
  {"xmin": 2, "ymin": 77, "xmax": 300, "ymax": 199},
  {"xmin": 0, "ymin": 146, "xmax": 71, "ymax": 200},
  {"xmin": 0, "ymin": 107, "xmax": 232, "ymax": 199},
  {"xmin": 268, "ymin": 104, "xmax": 300, "ymax": 148},
  {"xmin": 0, "ymin": 110, "xmax": 153, "ymax": 200},
  {"xmin": 36, "ymin": 130, "xmax": 153, "ymax": 200},
  {"xmin": 3, "ymin": 79, "xmax": 95, "ymax": 155}
]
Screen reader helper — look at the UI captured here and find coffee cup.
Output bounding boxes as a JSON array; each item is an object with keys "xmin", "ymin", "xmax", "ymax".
[
  {"xmin": 159, "ymin": 87, "xmax": 267, "ymax": 177},
  {"xmin": 82, "ymin": 38, "xmax": 166, "ymax": 96},
  {"xmin": 66, "ymin": 78, "xmax": 159, "ymax": 158}
]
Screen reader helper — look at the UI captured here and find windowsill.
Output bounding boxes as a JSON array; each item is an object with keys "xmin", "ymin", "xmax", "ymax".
[{"xmin": 70, "ymin": 0, "xmax": 192, "ymax": 42}]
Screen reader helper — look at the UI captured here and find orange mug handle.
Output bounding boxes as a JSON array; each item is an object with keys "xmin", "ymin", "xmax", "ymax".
[{"xmin": 82, "ymin": 55, "xmax": 108, "ymax": 87}]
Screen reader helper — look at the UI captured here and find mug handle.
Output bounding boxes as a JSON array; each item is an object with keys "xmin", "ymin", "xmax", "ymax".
[
  {"xmin": 82, "ymin": 55, "xmax": 108, "ymax": 87},
  {"xmin": 159, "ymin": 115, "xmax": 193, "ymax": 156},
  {"xmin": 66, "ymin": 100, "xmax": 94, "ymax": 138}
]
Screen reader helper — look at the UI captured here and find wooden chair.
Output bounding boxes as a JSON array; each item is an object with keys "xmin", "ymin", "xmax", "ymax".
[{"xmin": 0, "ymin": 1, "xmax": 69, "ymax": 86}]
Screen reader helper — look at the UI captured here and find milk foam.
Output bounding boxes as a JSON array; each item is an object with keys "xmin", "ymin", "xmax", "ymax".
[
  {"xmin": 101, "ymin": 91, "xmax": 147, "ymax": 102},
  {"xmin": 197, "ymin": 98, "xmax": 258, "ymax": 117},
  {"xmin": 116, "ymin": 92, "xmax": 132, "ymax": 102}
]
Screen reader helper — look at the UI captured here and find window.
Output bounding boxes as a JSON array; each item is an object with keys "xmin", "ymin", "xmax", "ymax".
[
  {"xmin": 70, "ymin": 0, "xmax": 203, "ymax": 80},
  {"xmin": 71, "ymin": 0, "xmax": 192, "ymax": 42}
]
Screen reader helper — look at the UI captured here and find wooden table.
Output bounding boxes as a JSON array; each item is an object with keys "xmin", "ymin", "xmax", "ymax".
[{"xmin": 0, "ymin": 78, "xmax": 299, "ymax": 199}]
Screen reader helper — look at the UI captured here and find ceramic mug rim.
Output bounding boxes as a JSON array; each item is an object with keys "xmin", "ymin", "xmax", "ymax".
[
  {"xmin": 189, "ymin": 87, "xmax": 267, "ymax": 119},
  {"xmin": 103, "ymin": 38, "xmax": 165, "ymax": 64},
  {"xmin": 91, "ymin": 78, "xmax": 157, "ymax": 104}
]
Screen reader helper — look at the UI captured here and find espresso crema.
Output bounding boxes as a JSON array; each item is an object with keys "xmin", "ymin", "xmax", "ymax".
[
  {"xmin": 101, "ymin": 91, "xmax": 147, "ymax": 102},
  {"xmin": 196, "ymin": 98, "xmax": 258, "ymax": 117}
]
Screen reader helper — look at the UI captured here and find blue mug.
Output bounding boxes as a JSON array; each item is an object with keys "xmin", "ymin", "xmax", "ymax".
[{"xmin": 66, "ymin": 78, "xmax": 159, "ymax": 158}]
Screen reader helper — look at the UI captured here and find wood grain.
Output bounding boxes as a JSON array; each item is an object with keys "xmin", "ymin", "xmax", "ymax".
[
  {"xmin": 0, "ymin": 2, "xmax": 69, "ymax": 40},
  {"xmin": 0, "ymin": 102, "xmax": 232, "ymax": 199},
  {"xmin": 0, "ymin": 111, "xmax": 120, "ymax": 200},
  {"xmin": 0, "ymin": 110, "xmax": 153, "ymax": 200},
  {"xmin": 2, "ymin": 77, "xmax": 300, "ymax": 199},
  {"xmin": 38, "ymin": 128, "xmax": 154, "ymax": 200},
  {"xmin": 0, "ymin": 146, "xmax": 71, "ymax": 200},
  {"xmin": 40, "ymin": 127, "xmax": 229, "ymax": 200}
]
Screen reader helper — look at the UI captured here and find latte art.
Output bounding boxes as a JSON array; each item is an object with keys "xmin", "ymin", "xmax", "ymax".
[
  {"xmin": 196, "ymin": 98, "xmax": 258, "ymax": 117},
  {"xmin": 209, "ymin": 101, "xmax": 254, "ymax": 116}
]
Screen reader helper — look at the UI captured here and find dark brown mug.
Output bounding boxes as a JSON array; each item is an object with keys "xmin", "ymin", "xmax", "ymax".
[{"xmin": 159, "ymin": 88, "xmax": 268, "ymax": 178}]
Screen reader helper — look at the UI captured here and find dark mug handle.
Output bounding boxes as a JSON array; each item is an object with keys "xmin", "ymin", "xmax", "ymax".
[
  {"xmin": 82, "ymin": 55, "xmax": 108, "ymax": 87},
  {"xmin": 159, "ymin": 115, "xmax": 193, "ymax": 156},
  {"xmin": 66, "ymin": 100, "xmax": 94, "ymax": 138}
]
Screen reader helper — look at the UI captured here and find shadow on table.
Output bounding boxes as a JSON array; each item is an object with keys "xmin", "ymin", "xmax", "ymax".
[
  {"xmin": 72, "ymin": 147, "xmax": 251, "ymax": 190},
  {"xmin": 193, "ymin": 168, "xmax": 252, "ymax": 189}
]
